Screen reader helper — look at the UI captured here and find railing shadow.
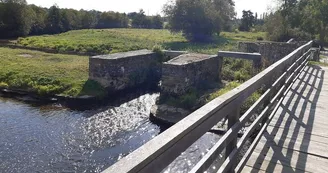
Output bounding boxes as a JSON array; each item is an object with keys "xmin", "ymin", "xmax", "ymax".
[{"xmin": 248, "ymin": 64, "xmax": 325, "ymax": 173}]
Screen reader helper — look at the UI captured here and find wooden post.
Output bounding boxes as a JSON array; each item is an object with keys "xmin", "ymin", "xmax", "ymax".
[{"xmin": 226, "ymin": 106, "xmax": 241, "ymax": 173}]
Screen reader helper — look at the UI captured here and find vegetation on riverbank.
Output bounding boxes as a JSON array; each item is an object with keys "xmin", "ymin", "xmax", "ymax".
[
  {"xmin": 0, "ymin": 47, "xmax": 105, "ymax": 97},
  {"xmin": 1, "ymin": 29, "xmax": 266, "ymax": 98},
  {"xmin": 17, "ymin": 29, "xmax": 265, "ymax": 55},
  {"xmin": 160, "ymin": 60, "xmax": 261, "ymax": 111}
]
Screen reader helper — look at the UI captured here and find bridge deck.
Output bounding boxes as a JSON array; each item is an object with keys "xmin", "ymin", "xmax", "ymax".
[{"xmin": 242, "ymin": 65, "xmax": 328, "ymax": 173}]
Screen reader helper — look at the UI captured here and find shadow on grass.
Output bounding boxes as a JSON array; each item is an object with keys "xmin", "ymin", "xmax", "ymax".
[{"xmin": 161, "ymin": 34, "xmax": 231, "ymax": 53}]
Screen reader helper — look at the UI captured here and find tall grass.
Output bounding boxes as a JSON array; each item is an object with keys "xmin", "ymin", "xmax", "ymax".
[
  {"xmin": 17, "ymin": 29, "xmax": 266, "ymax": 55},
  {"xmin": 0, "ymin": 47, "xmax": 104, "ymax": 96}
]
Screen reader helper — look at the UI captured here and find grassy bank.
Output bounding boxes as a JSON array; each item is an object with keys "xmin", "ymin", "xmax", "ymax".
[
  {"xmin": 0, "ymin": 47, "xmax": 105, "ymax": 97},
  {"xmin": 17, "ymin": 29, "xmax": 265, "ymax": 55},
  {"xmin": 1, "ymin": 29, "xmax": 266, "ymax": 98}
]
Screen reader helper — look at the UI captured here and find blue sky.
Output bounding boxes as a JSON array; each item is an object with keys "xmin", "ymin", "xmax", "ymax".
[{"xmin": 26, "ymin": 0, "xmax": 275, "ymax": 18}]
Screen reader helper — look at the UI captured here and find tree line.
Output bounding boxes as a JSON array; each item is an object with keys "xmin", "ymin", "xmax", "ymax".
[
  {"xmin": 264, "ymin": 0, "xmax": 328, "ymax": 43},
  {"xmin": 0, "ymin": 0, "xmax": 164, "ymax": 38}
]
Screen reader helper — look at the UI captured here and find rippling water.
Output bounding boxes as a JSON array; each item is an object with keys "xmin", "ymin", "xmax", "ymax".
[{"xmin": 0, "ymin": 93, "xmax": 222, "ymax": 173}]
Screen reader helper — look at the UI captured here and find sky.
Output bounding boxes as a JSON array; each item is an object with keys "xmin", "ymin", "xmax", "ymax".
[{"xmin": 26, "ymin": 0, "xmax": 276, "ymax": 18}]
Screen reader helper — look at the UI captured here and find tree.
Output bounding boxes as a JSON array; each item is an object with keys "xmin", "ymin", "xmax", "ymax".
[
  {"xmin": 81, "ymin": 10, "xmax": 98, "ymax": 29},
  {"xmin": 239, "ymin": 10, "xmax": 255, "ymax": 31},
  {"xmin": 29, "ymin": 5, "xmax": 47, "ymax": 35},
  {"xmin": 301, "ymin": 0, "xmax": 328, "ymax": 43},
  {"xmin": 131, "ymin": 9, "xmax": 148, "ymax": 28},
  {"xmin": 97, "ymin": 12, "xmax": 128, "ymax": 29},
  {"xmin": 151, "ymin": 15, "xmax": 163, "ymax": 29},
  {"xmin": 0, "ymin": 0, "xmax": 34, "ymax": 38},
  {"xmin": 46, "ymin": 5, "xmax": 62, "ymax": 34},
  {"xmin": 164, "ymin": 0, "xmax": 225, "ymax": 42},
  {"xmin": 213, "ymin": 0, "xmax": 236, "ymax": 31}
]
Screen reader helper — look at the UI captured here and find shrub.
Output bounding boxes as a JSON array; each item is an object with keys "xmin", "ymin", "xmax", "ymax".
[
  {"xmin": 241, "ymin": 91, "xmax": 261, "ymax": 114},
  {"xmin": 234, "ymin": 29, "xmax": 239, "ymax": 33},
  {"xmin": 207, "ymin": 81, "xmax": 241, "ymax": 101},
  {"xmin": 152, "ymin": 44, "xmax": 165, "ymax": 62},
  {"xmin": 257, "ymin": 36, "xmax": 264, "ymax": 41},
  {"xmin": 161, "ymin": 88, "xmax": 199, "ymax": 110},
  {"xmin": 0, "ymin": 82, "xmax": 8, "ymax": 88},
  {"xmin": 234, "ymin": 71, "xmax": 251, "ymax": 82}
]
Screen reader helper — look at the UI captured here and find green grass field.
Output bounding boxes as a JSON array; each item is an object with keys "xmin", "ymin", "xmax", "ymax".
[
  {"xmin": 17, "ymin": 29, "xmax": 265, "ymax": 55},
  {"xmin": 0, "ymin": 29, "xmax": 266, "ymax": 97},
  {"xmin": 0, "ymin": 47, "xmax": 100, "ymax": 96}
]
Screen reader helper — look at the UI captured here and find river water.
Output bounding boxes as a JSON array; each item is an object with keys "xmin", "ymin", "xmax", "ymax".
[{"xmin": 0, "ymin": 93, "xmax": 222, "ymax": 173}]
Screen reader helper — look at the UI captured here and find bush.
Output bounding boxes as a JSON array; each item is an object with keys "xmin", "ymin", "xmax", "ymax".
[
  {"xmin": 0, "ymin": 82, "xmax": 8, "ymax": 88},
  {"xmin": 152, "ymin": 44, "xmax": 165, "ymax": 62},
  {"xmin": 161, "ymin": 88, "xmax": 199, "ymax": 110},
  {"xmin": 241, "ymin": 92, "xmax": 261, "ymax": 114},
  {"xmin": 257, "ymin": 36, "xmax": 264, "ymax": 41}
]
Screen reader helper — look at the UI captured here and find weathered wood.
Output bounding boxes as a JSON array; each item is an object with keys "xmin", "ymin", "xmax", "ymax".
[
  {"xmin": 189, "ymin": 57, "xmax": 293, "ymax": 173},
  {"xmin": 236, "ymin": 59, "xmax": 309, "ymax": 173},
  {"xmin": 225, "ymin": 107, "xmax": 240, "ymax": 173},
  {"xmin": 236, "ymin": 95, "xmax": 286, "ymax": 173},
  {"xmin": 241, "ymin": 65, "xmax": 328, "ymax": 172},
  {"xmin": 102, "ymin": 41, "xmax": 313, "ymax": 173},
  {"xmin": 220, "ymin": 59, "xmax": 303, "ymax": 173}
]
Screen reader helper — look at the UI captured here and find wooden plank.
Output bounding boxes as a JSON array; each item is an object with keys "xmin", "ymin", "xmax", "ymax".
[
  {"xmin": 259, "ymin": 131, "xmax": 328, "ymax": 158},
  {"xmin": 241, "ymin": 165, "xmax": 268, "ymax": 173},
  {"xmin": 266, "ymin": 125, "xmax": 328, "ymax": 145},
  {"xmin": 245, "ymin": 139, "xmax": 328, "ymax": 173},
  {"xmin": 236, "ymin": 60, "xmax": 309, "ymax": 173},
  {"xmin": 242, "ymin": 65, "xmax": 328, "ymax": 173}
]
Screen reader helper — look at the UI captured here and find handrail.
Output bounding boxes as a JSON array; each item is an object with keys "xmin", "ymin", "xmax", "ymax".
[{"xmin": 102, "ymin": 41, "xmax": 313, "ymax": 173}]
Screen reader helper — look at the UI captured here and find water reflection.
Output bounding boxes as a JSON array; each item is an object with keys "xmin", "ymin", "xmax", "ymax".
[{"xmin": 0, "ymin": 93, "xmax": 222, "ymax": 173}]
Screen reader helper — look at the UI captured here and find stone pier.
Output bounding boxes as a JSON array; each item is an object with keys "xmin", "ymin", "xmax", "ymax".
[
  {"xmin": 89, "ymin": 49, "xmax": 186, "ymax": 93},
  {"xmin": 161, "ymin": 53, "xmax": 222, "ymax": 96}
]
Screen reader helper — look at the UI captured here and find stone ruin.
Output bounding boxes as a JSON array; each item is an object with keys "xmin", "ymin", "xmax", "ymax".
[
  {"xmin": 89, "ymin": 40, "xmax": 311, "ymax": 97},
  {"xmin": 89, "ymin": 49, "xmax": 186, "ymax": 94},
  {"xmin": 161, "ymin": 53, "xmax": 222, "ymax": 96},
  {"xmin": 238, "ymin": 41, "xmax": 307, "ymax": 66}
]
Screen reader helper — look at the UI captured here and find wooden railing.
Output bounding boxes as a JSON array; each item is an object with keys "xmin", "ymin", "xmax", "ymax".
[{"xmin": 102, "ymin": 41, "xmax": 313, "ymax": 173}]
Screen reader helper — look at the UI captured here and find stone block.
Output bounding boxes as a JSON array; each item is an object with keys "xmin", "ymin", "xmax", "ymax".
[
  {"xmin": 89, "ymin": 50, "xmax": 160, "ymax": 92},
  {"xmin": 238, "ymin": 41, "xmax": 306, "ymax": 66},
  {"xmin": 161, "ymin": 53, "xmax": 222, "ymax": 96}
]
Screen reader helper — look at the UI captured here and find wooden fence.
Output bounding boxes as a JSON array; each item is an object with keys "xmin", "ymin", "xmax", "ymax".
[{"xmin": 102, "ymin": 41, "xmax": 313, "ymax": 173}]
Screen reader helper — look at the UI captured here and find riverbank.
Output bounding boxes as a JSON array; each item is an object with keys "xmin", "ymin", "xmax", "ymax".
[
  {"xmin": 0, "ymin": 47, "xmax": 107, "ymax": 97},
  {"xmin": 0, "ymin": 29, "xmax": 266, "ymax": 101}
]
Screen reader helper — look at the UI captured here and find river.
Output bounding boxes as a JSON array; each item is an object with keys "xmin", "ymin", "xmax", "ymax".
[{"xmin": 0, "ymin": 92, "xmax": 222, "ymax": 173}]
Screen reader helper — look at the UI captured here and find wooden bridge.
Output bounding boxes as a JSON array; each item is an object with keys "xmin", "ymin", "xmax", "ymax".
[{"xmin": 103, "ymin": 41, "xmax": 328, "ymax": 173}]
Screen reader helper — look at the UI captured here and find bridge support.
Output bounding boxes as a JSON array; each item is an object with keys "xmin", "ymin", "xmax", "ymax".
[{"xmin": 225, "ymin": 106, "xmax": 241, "ymax": 173}]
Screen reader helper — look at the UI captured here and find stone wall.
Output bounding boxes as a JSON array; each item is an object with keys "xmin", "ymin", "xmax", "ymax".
[
  {"xmin": 238, "ymin": 41, "xmax": 305, "ymax": 65},
  {"xmin": 161, "ymin": 54, "xmax": 222, "ymax": 96},
  {"xmin": 89, "ymin": 49, "xmax": 185, "ymax": 93}
]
